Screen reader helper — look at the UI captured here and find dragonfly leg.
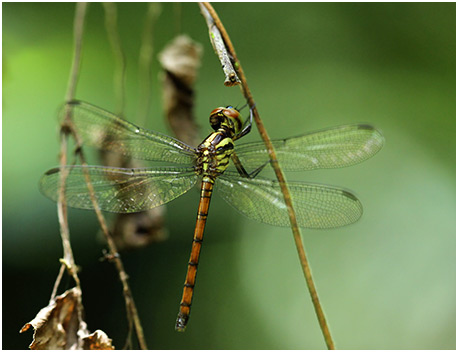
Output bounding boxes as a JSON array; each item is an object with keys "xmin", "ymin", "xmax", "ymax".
[
  {"xmin": 247, "ymin": 161, "xmax": 268, "ymax": 178},
  {"xmin": 233, "ymin": 103, "xmax": 255, "ymax": 140},
  {"xmin": 231, "ymin": 152, "xmax": 268, "ymax": 179},
  {"xmin": 176, "ymin": 177, "xmax": 215, "ymax": 332},
  {"xmin": 231, "ymin": 152, "xmax": 250, "ymax": 178}
]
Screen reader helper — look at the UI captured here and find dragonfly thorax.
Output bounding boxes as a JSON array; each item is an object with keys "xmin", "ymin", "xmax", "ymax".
[
  {"xmin": 195, "ymin": 131, "xmax": 235, "ymax": 177},
  {"xmin": 209, "ymin": 106, "xmax": 243, "ymax": 137}
]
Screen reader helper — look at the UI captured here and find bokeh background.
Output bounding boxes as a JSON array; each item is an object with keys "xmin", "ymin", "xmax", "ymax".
[{"xmin": 3, "ymin": 3, "xmax": 455, "ymax": 349}]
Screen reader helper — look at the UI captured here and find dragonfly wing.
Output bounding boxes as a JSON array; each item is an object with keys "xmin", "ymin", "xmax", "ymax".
[
  {"xmin": 40, "ymin": 166, "xmax": 198, "ymax": 213},
  {"xmin": 235, "ymin": 124, "xmax": 384, "ymax": 171},
  {"xmin": 217, "ymin": 172, "xmax": 362, "ymax": 229},
  {"xmin": 65, "ymin": 101, "xmax": 197, "ymax": 165}
]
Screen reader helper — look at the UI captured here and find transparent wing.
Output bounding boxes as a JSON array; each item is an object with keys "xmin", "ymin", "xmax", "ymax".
[
  {"xmin": 40, "ymin": 166, "xmax": 198, "ymax": 213},
  {"xmin": 217, "ymin": 172, "xmax": 362, "ymax": 229},
  {"xmin": 235, "ymin": 124, "xmax": 384, "ymax": 171},
  {"xmin": 66, "ymin": 101, "xmax": 197, "ymax": 165}
]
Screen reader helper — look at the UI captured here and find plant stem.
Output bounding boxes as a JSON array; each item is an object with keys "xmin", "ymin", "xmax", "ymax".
[
  {"xmin": 200, "ymin": 3, "xmax": 335, "ymax": 349},
  {"xmin": 58, "ymin": 3, "xmax": 148, "ymax": 349}
]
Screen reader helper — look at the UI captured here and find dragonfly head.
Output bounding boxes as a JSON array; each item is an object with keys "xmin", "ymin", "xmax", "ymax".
[{"xmin": 209, "ymin": 106, "xmax": 243, "ymax": 136}]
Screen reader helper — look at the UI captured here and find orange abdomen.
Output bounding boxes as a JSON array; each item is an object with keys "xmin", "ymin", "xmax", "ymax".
[{"xmin": 175, "ymin": 177, "xmax": 215, "ymax": 331}]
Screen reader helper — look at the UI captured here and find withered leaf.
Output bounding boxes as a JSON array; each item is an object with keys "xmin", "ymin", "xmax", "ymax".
[
  {"xmin": 158, "ymin": 34, "xmax": 202, "ymax": 147},
  {"xmin": 21, "ymin": 287, "xmax": 114, "ymax": 350},
  {"xmin": 110, "ymin": 207, "xmax": 168, "ymax": 250},
  {"xmin": 82, "ymin": 330, "xmax": 114, "ymax": 350}
]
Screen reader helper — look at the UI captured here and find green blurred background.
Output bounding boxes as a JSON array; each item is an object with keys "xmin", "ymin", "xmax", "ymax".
[{"xmin": 3, "ymin": 3, "xmax": 455, "ymax": 349}]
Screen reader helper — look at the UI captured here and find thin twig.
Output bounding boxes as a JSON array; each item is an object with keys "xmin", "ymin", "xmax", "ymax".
[
  {"xmin": 60, "ymin": 114, "xmax": 148, "ymax": 350},
  {"xmin": 64, "ymin": 3, "xmax": 87, "ymax": 104},
  {"xmin": 58, "ymin": 3, "xmax": 148, "ymax": 349},
  {"xmin": 56, "ymin": 1, "xmax": 87, "ymax": 292},
  {"xmin": 49, "ymin": 262, "xmax": 66, "ymax": 304},
  {"xmin": 200, "ymin": 3, "xmax": 335, "ymax": 349},
  {"xmin": 77, "ymin": 146, "xmax": 148, "ymax": 350},
  {"xmin": 56, "ymin": 129, "xmax": 79, "ymax": 288},
  {"xmin": 199, "ymin": 4, "xmax": 240, "ymax": 86},
  {"xmin": 54, "ymin": 2, "xmax": 88, "ymax": 344}
]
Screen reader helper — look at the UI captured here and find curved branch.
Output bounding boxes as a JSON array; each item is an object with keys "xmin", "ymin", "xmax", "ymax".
[{"xmin": 199, "ymin": 3, "xmax": 335, "ymax": 349}]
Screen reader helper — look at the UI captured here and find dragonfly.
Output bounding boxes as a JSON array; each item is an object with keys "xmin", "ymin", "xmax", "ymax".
[{"xmin": 40, "ymin": 100, "xmax": 384, "ymax": 331}]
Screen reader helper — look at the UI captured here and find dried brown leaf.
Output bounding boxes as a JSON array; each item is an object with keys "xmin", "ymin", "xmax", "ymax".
[
  {"xmin": 20, "ymin": 287, "xmax": 114, "ymax": 350},
  {"xmin": 82, "ymin": 330, "xmax": 114, "ymax": 350},
  {"xmin": 111, "ymin": 208, "xmax": 168, "ymax": 250},
  {"xmin": 158, "ymin": 34, "xmax": 202, "ymax": 146}
]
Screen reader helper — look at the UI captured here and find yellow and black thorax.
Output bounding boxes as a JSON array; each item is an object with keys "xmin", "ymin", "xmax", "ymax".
[{"xmin": 195, "ymin": 106, "xmax": 243, "ymax": 178}]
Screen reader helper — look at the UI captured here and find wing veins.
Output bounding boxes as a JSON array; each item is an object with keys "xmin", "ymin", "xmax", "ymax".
[
  {"xmin": 234, "ymin": 124, "xmax": 384, "ymax": 172},
  {"xmin": 217, "ymin": 172, "xmax": 363, "ymax": 229},
  {"xmin": 66, "ymin": 100, "xmax": 197, "ymax": 165},
  {"xmin": 40, "ymin": 165, "xmax": 198, "ymax": 213}
]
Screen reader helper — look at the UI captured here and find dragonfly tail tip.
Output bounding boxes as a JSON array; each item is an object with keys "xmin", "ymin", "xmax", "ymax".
[{"xmin": 175, "ymin": 312, "xmax": 189, "ymax": 332}]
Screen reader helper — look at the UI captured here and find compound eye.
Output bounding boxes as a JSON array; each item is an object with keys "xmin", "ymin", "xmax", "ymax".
[
  {"xmin": 209, "ymin": 107, "xmax": 226, "ymax": 131},
  {"xmin": 223, "ymin": 108, "xmax": 242, "ymax": 133},
  {"xmin": 222, "ymin": 108, "xmax": 240, "ymax": 120},
  {"xmin": 210, "ymin": 107, "xmax": 224, "ymax": 116}
]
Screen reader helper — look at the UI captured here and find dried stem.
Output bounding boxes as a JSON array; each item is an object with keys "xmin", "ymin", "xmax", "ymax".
[
  {"xmin": 199, "ymin": 4, "xmax": 240, "ymax": 86},
  {"xmin": 200, "ymin": 3, "xmax": 335, "ymax": 349},
  {"xmin": 49, "ymin": 261, "xmax": 66, "ymax": 304},
  {"xmin": 56, "ymin": 127, "xmax": 81, "ymax": 293},
  {"xmin": 56, "ymin": 1, "xmax": 87, "ymax": 291},
  {"xmin": 64, "ymin": 3, "xmax": 86, "ymax": 104},
  {"xmin": 75, "ymin": 146, "xmax": 148, "ymax": 350},
  {"xmin": 56, "ymin": 2, "xmax": 148, "ymax": 349},
  {"xmin": 54, "ymin": 1, "xmax": 88, "ymax": 341}
]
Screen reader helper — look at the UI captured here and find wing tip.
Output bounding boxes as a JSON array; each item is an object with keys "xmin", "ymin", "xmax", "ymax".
[
  {"xmin": 358, "ymin": 123, "xmax": 385, "ymax": 141},
  {"xmin": 43, "ymin": 167, "xmax": 61, "ymax": 176}
]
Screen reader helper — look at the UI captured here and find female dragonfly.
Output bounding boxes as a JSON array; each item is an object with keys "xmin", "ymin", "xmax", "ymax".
[{"xmin": 40, "ymin": 101, "xmax": 384, "ymax": 331}]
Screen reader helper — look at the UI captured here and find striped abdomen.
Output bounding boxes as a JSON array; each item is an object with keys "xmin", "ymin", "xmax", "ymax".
[
  {"xmin": 175, "ymin": 176, "xmax": 215, "ymax": 331},
  {"xmin": 175, "ymin": 123, "xmax": 237, "ymax": 331}
]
